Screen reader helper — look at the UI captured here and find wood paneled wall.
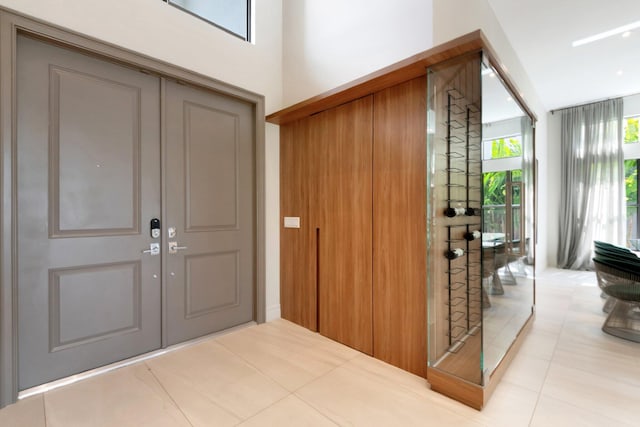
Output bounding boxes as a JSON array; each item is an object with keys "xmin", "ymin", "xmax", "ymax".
[
  {"xmin": 279, "ymin": 83, "xmax": 426, "ymax": 373},
  {"xmin": 316, "ymin": 97, "xmax": 373, "ymax": 355},
  {"xmin": 280, "ymin": 120, "xmax": 317, "ymax": 331},
  {"xmin": 279, "ymin": 97, "xmax": 374, "ymax": 354},
  {"xmin": 372, "ymin": 78, "xmax": 427, "ymax": 377}
]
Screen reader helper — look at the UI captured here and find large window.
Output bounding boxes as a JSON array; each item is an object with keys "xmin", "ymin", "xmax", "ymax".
[
  {"xmin": 624, "ymin": 116, "xmax": 640, "ymax": 242},
  {"xmin": 166, "ymin": 0, "xmax": 251, "ymax": 41}
]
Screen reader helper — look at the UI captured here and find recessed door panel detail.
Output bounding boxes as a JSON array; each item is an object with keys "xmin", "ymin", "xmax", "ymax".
[
  {"xmin": 49, "ymin": 261, "xmax": 141, "ymax": 352},
  {"xmin": 17, "ymin": 35, "xmax": 256, "ymax": 391},
  {"xmin": 184, "ymin": 102, "xmax": 238, "ymax": 232},
  {"xmin": 185, "ymin": 251, "xmax": 240, "ymax": 319},
  {"xmin": 165, "ymin": 80, "xmax": 254, "ymax": 346},
  {"xmin": 18, "ymin": 35, "xmax": 161, "ymax": 390},
  {"xmin": 49, "ymin": 66, "xmax": 141, "ymax": 237}
]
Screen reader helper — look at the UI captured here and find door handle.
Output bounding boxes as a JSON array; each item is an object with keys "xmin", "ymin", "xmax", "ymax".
[
  {"xmin": 142, "ymin": 243, "xmax": 160, "ymax": 255},
  {"xmin": 168, "ymin": 241, "xmax": 188, "ymax": 254}
]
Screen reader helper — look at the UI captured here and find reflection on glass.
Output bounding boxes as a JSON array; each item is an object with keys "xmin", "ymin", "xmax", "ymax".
[
  {"xmin": 426, "ymin": 53, "xmax": 535, "ymax": 389},
  {"xmin": 426, "ymin": 53, "xmax": 484, "ymax": 385},
  {"xmin": 481, "ymin": 59, "xmax": 535, "ymax": 378},
  {"xmin": 168, "ymin": 0, "xmax": 249, "ymax": 40}
]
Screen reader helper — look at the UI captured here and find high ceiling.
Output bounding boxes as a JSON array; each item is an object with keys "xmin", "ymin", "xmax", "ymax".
[{"xmin": 488, "ymin": 0, "xmax": 640, "ymax": 111}]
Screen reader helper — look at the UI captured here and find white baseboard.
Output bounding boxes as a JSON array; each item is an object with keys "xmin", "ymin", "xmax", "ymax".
[{"xmin": 265, "ymin": 304, "xmax": 281, "ymax": 321}]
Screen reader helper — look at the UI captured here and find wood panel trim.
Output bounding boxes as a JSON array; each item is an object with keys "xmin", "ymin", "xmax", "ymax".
[
  {"xmin": 266, "ymin": 31, "xmax": 484, "ymax": 125},
  {"xmin": 427, "ymin": 312, "xmax": 535, "ymax": 410},
  {"xmin": 266, "ymin": 30, "xmax": 538, "ymax": 126},
  {"xmin": 427, "ymin": 367, "xmax": 483, "ymax": 411}
]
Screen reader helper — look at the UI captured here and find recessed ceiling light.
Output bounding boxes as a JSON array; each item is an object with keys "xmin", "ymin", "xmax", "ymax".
[
  {"xmin": 617, "ymin": 70, "xmax": 624, "ymax": 76},
  {"xmin": 572, "ymin": 20, "xmax": 640, "ymax": 47},
  {"xmin": 489, "ymin": 72, "xmax": 496, "ymax": 78},
  {"xmin": 622, "ymin": 31, "xmax": 632, "ymax": 38},
  {"xmin": 507, "ymin": 96, "xmax": 513, "ymax": 102}
]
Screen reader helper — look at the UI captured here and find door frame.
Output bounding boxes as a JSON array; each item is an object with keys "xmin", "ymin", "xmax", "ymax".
[{"xmin": 0, "ymin": 9, "xmax": 266, "ymax": 407}]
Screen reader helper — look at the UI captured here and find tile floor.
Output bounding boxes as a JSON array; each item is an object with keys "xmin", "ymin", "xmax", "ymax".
[{"xmin": 1, "ymin": 268, "xmax": 640, "ymax": 426}]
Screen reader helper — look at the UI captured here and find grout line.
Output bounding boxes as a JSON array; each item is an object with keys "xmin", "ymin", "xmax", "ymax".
[
  {"xmin": 42, "ymin": 393, "xmax": 48, "ymax": 427},
  {"xmin": 526, "ymin": 282, "xmax": 573, "ymax": 426},
  {"xmin": 214, "ymin": 324, "xmax": 359, "ymax": 394},
  {"xmin": 145, "ymin": 361, "xmax": 244, "ymax": 426},
  {"xmin": 231, "ymin": 393, "xmax": 293, "ymax": 426},
  {"xmin": 292, "ymin": 390, "xmax": 341, "ymax": 426},
  {"xmin": 144, "ymin": 362, "xmax": 196, "ymax": 427}
]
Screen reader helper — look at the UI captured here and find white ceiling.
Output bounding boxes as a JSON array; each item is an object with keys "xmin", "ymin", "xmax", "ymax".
[{"xmin": 487, "ymin": 0, "xmax": 640, "ymax": 111}]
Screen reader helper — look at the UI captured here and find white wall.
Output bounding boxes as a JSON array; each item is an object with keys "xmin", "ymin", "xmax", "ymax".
[
  {"xmin": 0, "ymin": 0, "xmax": 283, "ymax": 320},
  {"xmin": 282, "ymin": 0, "xmax": 433, "ymax": 106},
  {"xmin": 433, "ymin": 0, "xmax": 550, "ymax": 271},
  {"xmin": 625, "ymin": 94, "xmax": 640, "ymax": 117}
]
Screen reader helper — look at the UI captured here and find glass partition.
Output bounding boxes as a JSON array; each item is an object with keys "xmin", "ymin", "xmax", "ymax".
[
  {"xmin": 480, "ymin": 59, "xmax": 535, "ymax": 376},
  {"xmin": 427, "ymin": 53, "xmax": 484, "ymax": 385},
  {"xmin": 427, "ymin": 53, "xmax": 535, "ymax": 386}
]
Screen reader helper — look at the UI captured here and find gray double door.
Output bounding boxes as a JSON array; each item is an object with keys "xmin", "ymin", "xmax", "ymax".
[{"xmin": 17, "ymin": 35, "xmax": 255, "ymax": 390}]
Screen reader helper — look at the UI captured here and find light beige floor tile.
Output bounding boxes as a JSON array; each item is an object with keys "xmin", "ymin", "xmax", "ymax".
[
  {"xmin": 558, "ymin": 313, "xmax": 640, "ymax": 359},
  {"xmin": 44, "ymin": 364, "xmax": 190, "ymax": 427},
  {"xmin": 501, "ymin": 353, "xmax": 550, "ymax": 392},
  {"xmin": 265, "ymin": 319, "xmax": 361, "ymax": 360},
  {"xmin": 239, "ymin": 395, "xmax": 337, "ymax": 427},
  {"xmin": 340, "ymin": 354, "xmax": 428, "ymax": 394},
  {"xmin": 296, "ymin": 361, "xmax": 486, "ymax": 427},
  {"xmin": 530, "ymin": 314, "xmax": 564, "ymax": 335},
  {"xmin": 551, "ymin": 342, "xmax": 640, "ymax": 388},
  {"xmin": 517, "ymin": 329, "xmax": 559, "ymax": 361},
  {"xmin": 481, "ymin": 381, "xmax": 538, "ymax": 427},
  {"xmin": 147, "ymin": 339, "xmax": 288, "ymax": 421},
  {"xmin": 541, "ymin": 363, "xmax": 640, "ymax": 424},
  {"xmin": 530, "ymin": 395, "xmax": 636, "ymax": 427},
  {"xmin": 344, "ymin": 354, "xmax": 490, "ymax": 423},
  {"xmin": 0, "ymin": 395, "xmax": 46, "ymax": 427},
  {"xmin": 216, "ymin": 321, "xmax": 355, "ymax": 391},
  {"xmin": 146, "ymin": 362, "xmax": 240, "ymax": 427}
]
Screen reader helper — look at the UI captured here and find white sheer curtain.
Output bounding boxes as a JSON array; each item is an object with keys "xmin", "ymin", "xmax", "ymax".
[{"xmin": 557, "ymin": 98, "xmax": 625, "ymax": 270}]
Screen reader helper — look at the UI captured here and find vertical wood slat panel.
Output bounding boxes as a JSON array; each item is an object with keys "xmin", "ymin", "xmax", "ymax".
[
  {"xmin": 316, "ymin": 96, "xmax": 373, "ymax": 355},
  {"xmin": 373, "ymin": 78, "xmax": 427, "ymax": 377},
  {"xmin": 279, "ymin": 121, "xmax": 317, "ymax": 330}
]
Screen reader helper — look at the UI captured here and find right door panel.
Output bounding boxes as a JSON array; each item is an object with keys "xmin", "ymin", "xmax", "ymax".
[
  {"xmin": 164, "ymin": 80, "xmax": 255, "ymax": 345},
  {"xmin": 315, "ymin": 97, "xmax": 373, "ymax": 355},
  {"xmin": 373, "ymin": 78, "xmax": 427, "ymax": 377}
]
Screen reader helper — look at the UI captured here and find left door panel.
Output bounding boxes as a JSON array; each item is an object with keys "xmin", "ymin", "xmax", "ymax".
[{"xmin": 17, "ymin": 35, "xmax": 161, "ymax": 390}]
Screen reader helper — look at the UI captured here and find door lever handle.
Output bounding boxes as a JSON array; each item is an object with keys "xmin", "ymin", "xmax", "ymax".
[
  {"xmin": 142, "ymin": 243, "xmax": 160, "ymax": 255},
  {"xmin": 168, "ymin": 241, "xmax": 188, "ymax": 254}
]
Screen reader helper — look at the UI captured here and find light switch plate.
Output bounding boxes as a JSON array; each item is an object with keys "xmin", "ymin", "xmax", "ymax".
[{"xmin": 284, "ymin": 216, "xmax": 300, "ymax": 228}]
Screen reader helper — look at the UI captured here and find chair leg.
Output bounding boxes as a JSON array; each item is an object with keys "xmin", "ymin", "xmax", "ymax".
[
  {"xmin": 489, "ymin": 272, "xmax": 504, "ymax": 295},
  {"xmin": 602, "ymin": 296, "xmax": 616, "ymax": 313},
  {"xmin": 602, "ymin": 299, "xmax": 640, "ymax": 343}
]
